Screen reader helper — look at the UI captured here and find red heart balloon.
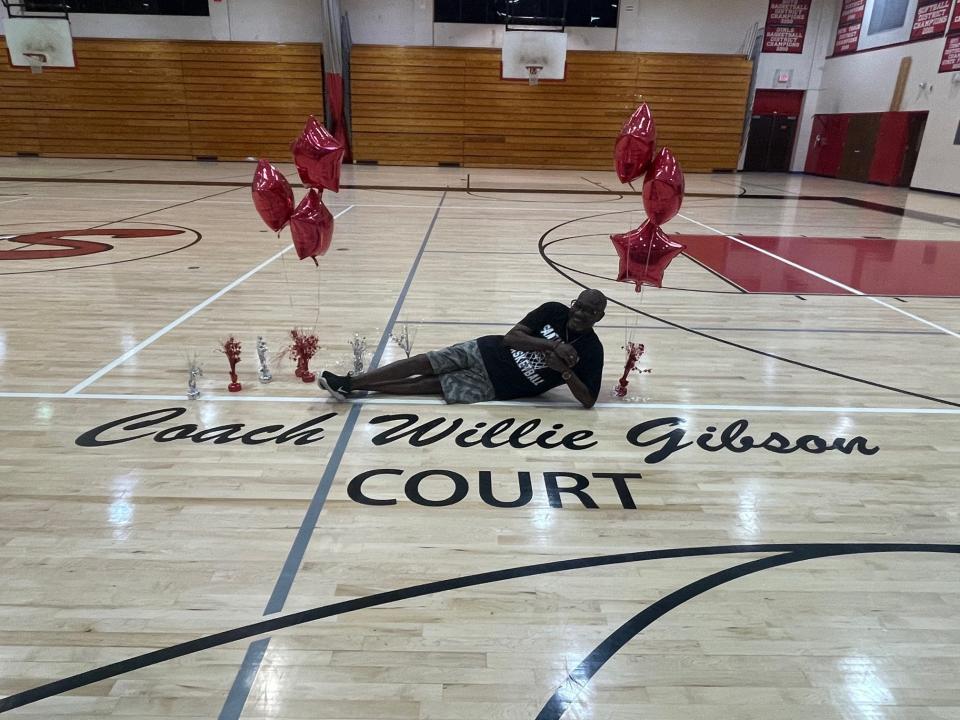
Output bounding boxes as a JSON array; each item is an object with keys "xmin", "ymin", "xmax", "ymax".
[
  {"xmin": 642, "ymin": 147, "xmax": 685, "ymax": 226},
  {"xmin": 614, "ymin": 103, "xmax": 656, "ymax": 184},
  {"xmin": 289, "ymin": 189, "xmax": 334, "ymax": 263},
  {"xmin": 611, "ymin": 219, "xmax": 686, "ymax": 291},
  {"xmin": 251, "ymin": 159, "xmax": 294, "ymax": 232},
  {"xmin": 291, "ymin": 116, "xmax": 345, "ymax": 192}
]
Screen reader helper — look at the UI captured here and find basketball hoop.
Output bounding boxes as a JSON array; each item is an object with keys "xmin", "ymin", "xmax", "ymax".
[
  {"xmin": 501, "ymin": 29, "xmax": 566, "ymax": 83},
  {"xmin": 23, "ymin": 52, "xmax": 47, "ymax": 74}
]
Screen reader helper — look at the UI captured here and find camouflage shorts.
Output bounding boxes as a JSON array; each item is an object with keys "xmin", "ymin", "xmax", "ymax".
[{"xmin": 426, "ymin": 340, "xmax": 497, "ymax": 404}]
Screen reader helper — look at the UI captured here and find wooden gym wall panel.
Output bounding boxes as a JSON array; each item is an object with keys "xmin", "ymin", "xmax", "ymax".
[
  {"xmin": 634, "ymin": 55, "xmax": 751, "ymax": 172},
  {"xmin": 0, "ymin": 38, "xmax": 324, "ymax": 160},
  {"xmin": 462, "ymin": 49, "xmax": 641, "ymax": 169},
  {"xmin": 0, "ymin": 38, "xmax": 189, "ymax": 157},
  {"xmin": 350, "ymin": 45, "xmax": 752, "ymax": 172},
  {"xmin": 178, "ymin": 41, "xmax": 324, "ymax": 160},
  {"xmin": 350, "ymin": 46, "xmax": 466, "ymax": 166}
]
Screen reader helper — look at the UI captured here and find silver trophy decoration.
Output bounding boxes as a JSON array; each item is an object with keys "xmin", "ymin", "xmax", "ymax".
[
  {"xmin": 187, "ymin": 356, "xmax": 203, "ymax": 400},
  {"xmin": 256, "ymin": 335, "xmax": 273, "ymax": 383},
  {"xmin": 349, "ymin": 333, "xmax": 367, "ymax": 374},
  {"xmin": 390, "ymin": 323, "xmax": 416, "ymax": 359}
]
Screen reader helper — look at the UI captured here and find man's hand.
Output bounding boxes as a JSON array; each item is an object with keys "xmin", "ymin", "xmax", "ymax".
[
  {"xmin": 545, "ymin": 350, "xmax": 571, "ymax": 372},
  {"xmin": 546, "ymin": 350, "xmax": 596, "ymax": 409},
  {"xmin": 553, "ymin": 342, "xmax": 579, "ymax": 367}
]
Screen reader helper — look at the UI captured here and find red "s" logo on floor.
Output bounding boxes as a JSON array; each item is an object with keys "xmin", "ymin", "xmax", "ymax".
[{"xmin": 0, "ymin": 229, "xmax": 186, "ymax": 261}]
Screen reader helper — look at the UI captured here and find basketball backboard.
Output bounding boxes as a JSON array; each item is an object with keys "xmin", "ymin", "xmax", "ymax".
[
  {"xmin": 501, "ymin": 29, "xmax": 567, "ymax": 84},
  {"xmin": 5, "ymin": 17, "xmax": 75, "ymax": 72}
]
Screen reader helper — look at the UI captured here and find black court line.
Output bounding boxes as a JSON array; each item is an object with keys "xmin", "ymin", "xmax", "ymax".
[
  {"xmin": 580, "ymin": 176, "xmax": 621, "ymax": 195},
  {"xmin": 680, "ymin": 251, "xmax": 749, "ymax": 293},
  {"xmin": 0, "ymin": 224, "xmax": 202, "ymax": 276},
  {"xmin": 546, "ymin": 255, "xmax": 757, "ymax": 295},
  {"xmin": 1, "ymin": 543, "xmax": 956, "ymax": 715},
  {"xmin": 536, "ymin": 208, "xmax": 960, "ymax": 409},
  {"xmin": 411, "ymin": 319, "xmax": 946, "ymax": 336},
  {"xmin": 538, "ymin": 543, "xmax": 960, "ymax": 717},
  {"xmin": 87, "ymin": 185, "xmax": 244, "ymax": 229},
  {"xmin": 466, "ymin": 189, "xmax": 626, "ymax": 203},
  {"xmin": 0, "ymin": 185, "xmax": 243, "ymax": 275},
  {"xmin": 2, "ymin": 174, "xmax": 959, "ymax": 225},
  {"xmin": 466, "ymin": 174, "xmax": 626, "ymax": 203},
  {"xmin": 542, "ymin": 233, "xmax": 960, "ymax": 299},
  {"xmin": 830, "ymin": 196, "xmax": 960, "ymax": 225}
]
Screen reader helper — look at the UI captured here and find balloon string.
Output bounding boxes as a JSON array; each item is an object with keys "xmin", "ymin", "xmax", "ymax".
[
  {"xmin": 641, "ymin": 224, "xmax": 656, "ymax": 286},
  {"xmin": 279, "ymin": 242, "xmax": 295, "ymax": 311},
  {"xmin": 312, "ymin": 264, "xmax": 322, "ymax": 332}
]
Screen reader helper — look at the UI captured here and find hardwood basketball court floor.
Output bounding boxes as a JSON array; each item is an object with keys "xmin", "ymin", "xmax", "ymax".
[{"xmin": 1, "ymin": 157, "xmax": 959, "ymax": 719}]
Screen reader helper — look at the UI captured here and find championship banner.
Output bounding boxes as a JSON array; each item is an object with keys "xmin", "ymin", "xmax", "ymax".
[
  {"xmin": 941, "ymin": 33, "xmax": 960, "ymax": 72},
  {"xmin": 833, "ymin": 0, "xmax": 865, "ymax": 55},
  {"xmin": 763, "ymin": 0, "xmax": 812, "ymax": 53},
  {"xmin": 911, "ymin": 0, "xmax": 952, "ymax": 41},
  {"xmin": 941, "ymin": 1, "xmax": 960, "ymax": 72}
]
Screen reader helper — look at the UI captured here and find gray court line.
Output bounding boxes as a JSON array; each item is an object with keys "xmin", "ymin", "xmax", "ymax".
[
  {"xmin": 218, "ymin": 640, "xmax": 268, "ymax": 719},
  {"xmin": 218, "ymin": 191, "xmax": 447, "ymax": 720}
]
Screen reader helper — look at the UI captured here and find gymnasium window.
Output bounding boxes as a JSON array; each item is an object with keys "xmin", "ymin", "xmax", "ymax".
[
  {"xmin": 434, "ymin": 0, "xmax": 619, "ymax": 28},
  {"xmin": 23, "ymin": 0, "xmax": 210, "ymax": 16},
  {"xmin": 866, "ymin": 0, "xmax": 910, "ymax": 34}
]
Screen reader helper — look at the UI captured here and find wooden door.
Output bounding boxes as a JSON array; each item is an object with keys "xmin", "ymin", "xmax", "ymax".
[
  {"xmin": 838, "ymin": 113, "xmax": 881, "ymax": 182},
  {"xmin": 898, "ymin": 111, "xmax": 928, "ymax": 187}
]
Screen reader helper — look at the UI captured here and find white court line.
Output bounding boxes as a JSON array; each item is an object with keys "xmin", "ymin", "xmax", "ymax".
[
  {"xmin": 201, "ymin": 201, "xmax": 651, "ymax": 213},
  {"xmin": 64, "ymin": 205, "xmax": 355, "ymax": 395},
  {"xmin": 2, "ymin": 390, "xmax": 960, "ymax": 414},
  {"xmin": 678, "ymin": 212, "xmax": 960, "ymax": 339},
  {"xmin": 5, "ymin": 196, "xmax": 182, "ymax": 204},
  {"xmin": 2, "ymin": 196, "xmax": 651, "ymax": 214}
]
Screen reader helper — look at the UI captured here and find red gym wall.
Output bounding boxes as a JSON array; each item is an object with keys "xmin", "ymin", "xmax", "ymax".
[
  {"xmin": 752, "ymin": 89, "xmax": 804, "ymax": 116},
  {"xmin": 805, "ymin": 111, "xmax": 928, "ymax": 187}
]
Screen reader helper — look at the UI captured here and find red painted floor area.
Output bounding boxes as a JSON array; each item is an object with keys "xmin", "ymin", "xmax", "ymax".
[{"xmin": 674, "ymin": 234, "xmax": 960, "ymax": 296}]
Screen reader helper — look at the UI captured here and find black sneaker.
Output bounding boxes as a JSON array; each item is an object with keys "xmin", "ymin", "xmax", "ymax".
[{"xmin": 317, "ymin": 370, "xmax": 352, "ymax": 401}]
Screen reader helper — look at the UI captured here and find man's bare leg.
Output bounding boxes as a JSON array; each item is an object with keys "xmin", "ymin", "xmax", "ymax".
[
  {"xmin": 349, "ymin": 354, "xmax": 434, "ymax": 390},
  {"xmin": 318, "ymin": 354, "xmax": 436, "ymax": 400},
  {"xmin": 359, "ymin": 376, "xmax": 443, "ymax": 396}
]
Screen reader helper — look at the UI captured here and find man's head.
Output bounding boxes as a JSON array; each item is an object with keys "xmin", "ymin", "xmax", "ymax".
[{"xmin": 568, "ymin": 288, "xmax": 607, "ymax": 333}]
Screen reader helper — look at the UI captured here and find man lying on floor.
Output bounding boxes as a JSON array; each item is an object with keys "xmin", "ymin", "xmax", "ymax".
[{"xmin": 318, "ymin": 289, "xmax": 606, "ymax": 409}]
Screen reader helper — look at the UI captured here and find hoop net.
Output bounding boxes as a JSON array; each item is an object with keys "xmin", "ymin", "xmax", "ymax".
[{"xmin": 23, "ymin": 52, "xmax": 47, "ymax": 74}]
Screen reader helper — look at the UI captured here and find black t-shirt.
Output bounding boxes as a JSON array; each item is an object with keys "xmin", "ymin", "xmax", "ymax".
[{"xmin": 476, "ymin": 302, "xmax": 604, "ymax": 401}]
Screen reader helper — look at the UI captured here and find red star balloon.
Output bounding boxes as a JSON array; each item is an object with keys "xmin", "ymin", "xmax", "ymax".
[
  {"xmin": 291, "ymin": 115, "xmax": 345, "ymax": 193},
  {"xmin": 614, "ymin": 102, "xmax": 657, "ymax": 184},
  {"xmin": 643, "ymin": 147, "xmax": 685, "ymax": 226},
  {"xmin": 611, "ymin": 219, "xmax": 686, "ymax": 291},
  {"xmin": 289, "ymin": 189, "xmax": 334, "ymax": 264},
  {"xmin": 251, "ymin": 159, "xmax": 294, "ymax": 232}
]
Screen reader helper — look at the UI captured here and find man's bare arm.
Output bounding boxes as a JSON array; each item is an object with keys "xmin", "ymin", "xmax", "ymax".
[{"xmin": 546, "ymin": 352, "xmax": 597, "ymax": 409}]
